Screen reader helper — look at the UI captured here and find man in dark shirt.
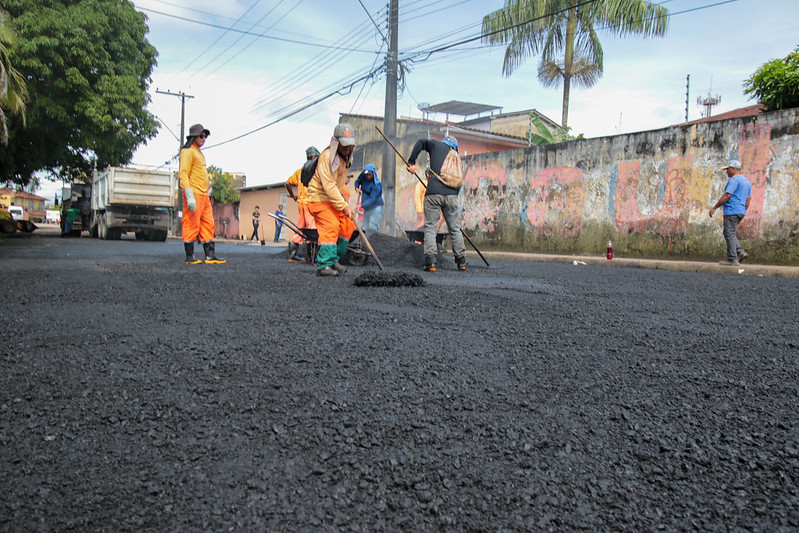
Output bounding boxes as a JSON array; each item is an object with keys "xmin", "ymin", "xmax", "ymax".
[
  {"xmin": 250, "ymin": 205, "xmax": 260, "ymax": 241},
  {"xmin": 406, "ymin": 135, "xmax": 467, "ymax": 272}
]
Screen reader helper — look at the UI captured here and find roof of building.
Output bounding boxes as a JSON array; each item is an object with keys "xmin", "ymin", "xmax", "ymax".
[
  {"xmin": 419, "ymin": 101, "xmax": 502, "ymax": 118},
  {"xmin": 341, "ymin": 113, "xmax": 530, "ymax": 145},
  {"xmin": 681, "ymin": 104, "xmax": 765, "ymax": 126},
  {"xmin": 0, "ymin": 188, "xmax": 48, "ymax": 201}
]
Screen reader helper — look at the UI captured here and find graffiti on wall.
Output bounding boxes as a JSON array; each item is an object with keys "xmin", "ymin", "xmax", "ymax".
[
  {"xmin": 737, "ymin": 123, "xmax": 770, "ymax": 238},
  {"xmin": 524, "ymin": 166, "xmax": 585, "ymax": 238},
  {"xmin": 462, "ymin": 162, "xmax": 507, "ymax": 233}
]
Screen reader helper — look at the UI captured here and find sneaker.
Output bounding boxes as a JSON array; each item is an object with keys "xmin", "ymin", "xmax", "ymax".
[
  {"xmin": 317, "ymin": 267, "xmax": 339, "ymax": 277},
  {"xmin": 332, "ymin": 262, "xmax": 348, "ymax": 274},
  {"xmin": 737, "ymin": 251, "xmax": 748, "ymax": 263},
  {"xmin": 719, "ymin": 259, "xmax": 740, "ymax": 266}
]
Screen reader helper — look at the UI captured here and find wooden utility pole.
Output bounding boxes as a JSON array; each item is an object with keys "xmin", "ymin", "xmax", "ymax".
[
  {"xmin": 156, "ymin": 89, "xmax": 194, "ymax": 152},
  {"xmin": 156, "ymin": 89, "xmax": 194, "ymax": 237},
  {"xmin": 381, "ymin": 0, "xmax": 398, "ymax": 233}
]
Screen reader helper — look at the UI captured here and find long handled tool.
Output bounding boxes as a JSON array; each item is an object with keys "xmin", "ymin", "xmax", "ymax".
[
  {"xmin": 375, "ymin": 126, "xmax": 490, "ymax": 267},
  {"xmin": 352, "ymin": 218, "xmax": 385, "ymax": 271}
]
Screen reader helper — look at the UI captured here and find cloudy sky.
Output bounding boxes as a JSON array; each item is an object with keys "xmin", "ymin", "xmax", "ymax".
[{"xmin": 34, "ymin": 0, "xmax": 799, "ymax": 200}]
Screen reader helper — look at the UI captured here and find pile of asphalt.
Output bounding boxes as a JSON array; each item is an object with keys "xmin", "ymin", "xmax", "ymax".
[
  {"xmin": 352, "ymin": 270, "xmax": 426, "ymax": 287},
  {"xmin": 1, "ymin": 236, "xmax": 798, "ymax": 531}
]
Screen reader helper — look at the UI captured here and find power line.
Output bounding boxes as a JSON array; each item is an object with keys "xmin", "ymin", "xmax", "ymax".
[{"xmin": 137, "ymin": 6, "xmax": 380, "ymax": 54}]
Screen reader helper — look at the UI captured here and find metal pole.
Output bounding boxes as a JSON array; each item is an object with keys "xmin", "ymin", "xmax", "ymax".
[
  {"xmin": 156, "ymin": 89, "xmax": 194, "ymax": 237},
  {"xmin": 381, "ymin": 0, "xmax": 398, "ymax": 234}
]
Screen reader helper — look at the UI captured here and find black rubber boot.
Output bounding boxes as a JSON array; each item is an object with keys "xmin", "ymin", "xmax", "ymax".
[
  {"xmin": 424, "ymin": 255, "xmax": 437, "ymax": 272},
  {"xmin": 184, "ymin": 242, "xmax": 201, "ymax": 264},
  {"xmin": 455, "ymin": 254, "xmax": 468, "ymax": 271},
  {"xmin": 288, "ymin": 242, "xmax": 299, "ymax": 261},
  {"xmin": 203, "ymin": 242, "xmax": 226, "ymax": 264}
]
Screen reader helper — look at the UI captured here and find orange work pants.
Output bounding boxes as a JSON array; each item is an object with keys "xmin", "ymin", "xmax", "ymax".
[
  {"xmin": 291, "ymin": 202, "xmax": 317, "ymax": 245},
  {"xmin": 182, "ymin": 193, "xmax": 215, "ymax": 243},
  {"xmin": 308, "ymin": 201, "xmax": 354, "ymax": 245}
]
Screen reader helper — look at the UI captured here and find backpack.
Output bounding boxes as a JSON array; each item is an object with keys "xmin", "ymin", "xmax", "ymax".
[
  {"xmin": 300, "ymin": 157, "xmax": 319, "ymax": 187},
  {"xmin": 436, "ymin": 148, "xmax": 463, "ymax": 189}
]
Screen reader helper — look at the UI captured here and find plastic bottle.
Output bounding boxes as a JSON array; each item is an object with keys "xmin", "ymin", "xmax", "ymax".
[{"xmin": 606, "ymin": 240, "xmax": 613, "ymax": 260}]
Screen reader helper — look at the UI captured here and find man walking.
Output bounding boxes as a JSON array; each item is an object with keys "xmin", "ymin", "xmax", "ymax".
[
  {"xmin": 273, "ymin": 204, "xmax": 284, "ymax": 242},
  {"xmin": 307, "ymin": 123, "xmax": 356, "ymax": 277},
  {"xmin": 250, "ymin": 205, "xmax": 260, "ymax": 241},
  {"xmin": 180, "ymin": 123, "xmax": 225, "ymax": 264},
  {"xmin": 709, "ymin": 159, "xmax": 751, "ymax": 266},
  {"xmin": 406, "ymin": 135, "xmax": 467, "ymax": 272}
]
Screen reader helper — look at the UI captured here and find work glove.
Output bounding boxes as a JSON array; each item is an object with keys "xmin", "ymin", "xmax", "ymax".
[{"xmin": 184, "ymin": 188, "xmax": 196, "ymax": 212}]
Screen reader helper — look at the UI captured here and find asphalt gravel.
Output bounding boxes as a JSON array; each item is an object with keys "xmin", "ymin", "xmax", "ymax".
[{"xmin": 1, "ymin": 232, "xmax": 798, "ymax": 531}]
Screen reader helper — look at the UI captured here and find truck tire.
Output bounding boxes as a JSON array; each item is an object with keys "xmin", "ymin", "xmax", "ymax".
[
  {"xmin": 98, "ymin": 217, "xmax": 107, "ymax": 240},
  {"xmin": 150, "ymin": 230, "xmax": 167, "ymax": 242}
]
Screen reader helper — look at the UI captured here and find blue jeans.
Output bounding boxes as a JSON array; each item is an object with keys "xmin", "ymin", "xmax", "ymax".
[
  {"xmin": 362, "ymin": 205, "xmax": 383, "ymax": 232},
  {"xmin": 423, "ymin": 194, "xmax": 465, "ymax": 260},
  {"xmin": 274, "ymin": 225, "xmax": 282, "ymax": 242},
  {"xmin": 723, "ymin": 214, "xmax": 745, "ymax": 260}
]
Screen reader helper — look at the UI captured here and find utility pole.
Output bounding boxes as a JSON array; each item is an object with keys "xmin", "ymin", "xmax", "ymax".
[
  {"xmin": 685, "ymin": 74, "xmax": 690, "ymax": 122},
  {"xmin": 156, "ymin": 89, "xmax": 194, "ymax": 152},
  {"xmin": 156, "ymin": 89, "xmax": 194, "ymax": 237},
  {"xmin": 381, "ymin": 0, "xmax": 398, "ymax": 234}
]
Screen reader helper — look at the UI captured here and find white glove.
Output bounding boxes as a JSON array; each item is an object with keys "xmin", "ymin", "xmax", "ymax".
[{"xmin": 184, "ymin": 188, "xmax": 196, "ymax": 212}]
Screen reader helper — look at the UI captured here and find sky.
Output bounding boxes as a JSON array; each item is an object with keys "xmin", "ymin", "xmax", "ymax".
[{"xmin": 34, "ymin": 0, "xmax": 799, "ymax": 202}]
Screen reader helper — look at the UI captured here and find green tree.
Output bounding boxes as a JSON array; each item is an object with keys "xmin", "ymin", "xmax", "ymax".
[
  {"xmin": 208, "ymin": 166, "xmax": 240, "ymax": 205},
  {"xmin": 482, "ymin": 0, "xmax": 669, "ymax": 128},
  {"xmin": 528, "ymin": 115, "xmax": 583, "ymax": 145},
  {"xmin": 0, "ymin": 0, "xmax": 159, "ymax": 186},
  {"xmin": 0, "ymin": 8, "xmax": 27, "ymax": 145},
  {"xmin": 743, "ymin": 46, "xmax": 799, "ymax": 111}
]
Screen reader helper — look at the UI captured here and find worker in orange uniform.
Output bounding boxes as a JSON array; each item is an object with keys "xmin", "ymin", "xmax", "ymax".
[
  {"xmin": 284, "ymin": 146, "xmax": 320, "ymax": 262},
  {"xmin": 306, "ymin": 123, "xmax": 356, "ymax": 277},
  {"xmin": 180, "ymin": 123, "xmax": 225, "ymax": 264}
]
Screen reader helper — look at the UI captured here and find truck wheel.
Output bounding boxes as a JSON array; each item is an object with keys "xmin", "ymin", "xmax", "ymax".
[
  {"xmin": 150, "ymin": 230, "xmax": 167, "ymax": 242},
  {"xmin": 135, "ymin": 231, "xmax": 145, "ymax": 240}
]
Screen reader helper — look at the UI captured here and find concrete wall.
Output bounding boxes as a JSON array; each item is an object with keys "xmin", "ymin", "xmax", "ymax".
[{"xmin": 405, "ymin": 108, "xmax": 798, "ymax": 264}]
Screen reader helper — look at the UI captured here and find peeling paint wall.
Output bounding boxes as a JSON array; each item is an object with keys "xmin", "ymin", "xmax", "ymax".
[{"xmin": 391, "ymin": 108, "xmax": 799, "ymax": 263}]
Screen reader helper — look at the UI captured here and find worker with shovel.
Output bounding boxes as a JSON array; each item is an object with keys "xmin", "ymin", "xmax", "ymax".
[
  {"xmin": 306, "ymin": 123, "xmax": 357, "ymax": 277},
  {"xmin": 406, "ymin": 135, "xmax": 467, "ymax": 272},
  {"xmin": 284, "ymin": 146, "xmax": 320, "ymax": 262}
]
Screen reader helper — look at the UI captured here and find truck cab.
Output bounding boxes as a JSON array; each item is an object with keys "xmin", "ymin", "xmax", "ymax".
[{"xmin": 8, "ymin": 206, "xmax": 24, "ymax": 221}]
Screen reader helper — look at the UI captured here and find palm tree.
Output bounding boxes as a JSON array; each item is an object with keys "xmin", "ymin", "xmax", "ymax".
[
  {"xmin": 482, "ymin": 0, "xmax": 668, "ymax": 128},
  {"xmin": 0, "ymin": 9, "xmax": 27, "ymax": 146}
]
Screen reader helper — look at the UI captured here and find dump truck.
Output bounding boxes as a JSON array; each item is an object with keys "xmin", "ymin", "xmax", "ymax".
[{"xmin": 91, "ymin": 167, "xmax": 176, "ymax": 241}]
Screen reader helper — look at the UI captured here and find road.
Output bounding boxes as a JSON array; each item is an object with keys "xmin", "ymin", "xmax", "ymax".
[{"xmin": 1, "ymin": 230, "xmax": 798, "ymax": 531}]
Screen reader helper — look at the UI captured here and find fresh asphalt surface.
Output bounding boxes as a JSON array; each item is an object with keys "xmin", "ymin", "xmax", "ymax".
[{"xmin": 1, "ymin": 226, "xmax": 798, "ymax": 531}]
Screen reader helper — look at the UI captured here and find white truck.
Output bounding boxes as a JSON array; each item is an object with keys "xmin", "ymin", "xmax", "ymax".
[{"xmin": 91, "ymin": 166, "xmax": 176, "ymax": 241}]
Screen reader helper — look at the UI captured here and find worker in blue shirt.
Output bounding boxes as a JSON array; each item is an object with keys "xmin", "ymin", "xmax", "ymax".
[
  {"xmin": 709, "ymin": 159, "xmax": 752, "ymax": 266},
  {"xmin": 354, "ymin": 163, "xmax": 384, "ymax": 232}
]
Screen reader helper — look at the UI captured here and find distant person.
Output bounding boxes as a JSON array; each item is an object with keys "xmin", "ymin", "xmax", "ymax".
[
  {"xmin": 285, "ymin": 146, "xmax": 320, "ymax": 262},
  {"xmin": 250, "ymin": 205, "xmax": 260, "ymax": 241},
  {"xmin": 406, "ymin": 135, "xmax": 467, "ymax": 272},
  {"xmin": 709, "ymin": 159, "xmax": 752, "ymax": 266},
  {"xmin": 180, "ymin": 123, "xmax": 225, "ymax": 264},
  {"xmin": 306, "ymin": 122, "xmax": 357, "ymax": 277},
  {"xmin": 274, "ymin": 204, "xmax": 284, "ymax": 242},
  {"xmin": 354, "ymin": 163, "xmax": 383, "ymax": 232}
]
